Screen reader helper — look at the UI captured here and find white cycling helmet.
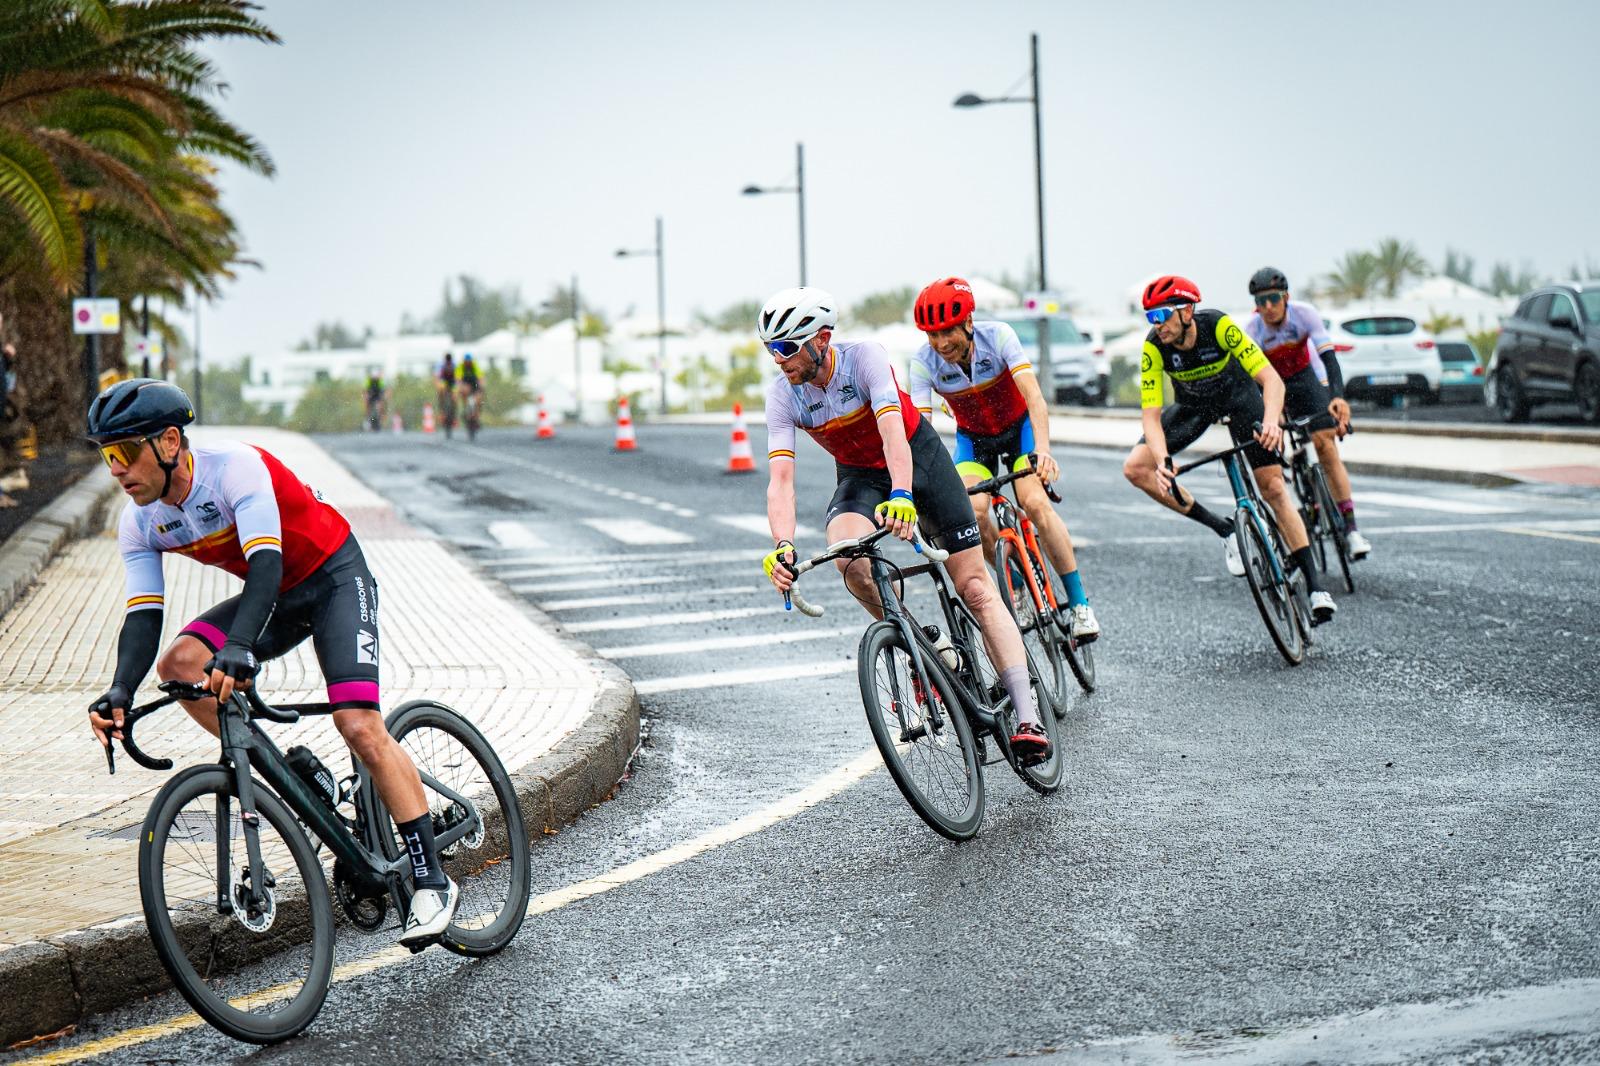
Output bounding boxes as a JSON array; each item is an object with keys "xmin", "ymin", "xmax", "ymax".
[{"xmin": 757, "ymin": 286, "xmax": 837, "ymax": 343}]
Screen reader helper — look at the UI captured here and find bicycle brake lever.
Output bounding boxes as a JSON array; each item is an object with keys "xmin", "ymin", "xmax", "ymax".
[{"xmin": 104, "ymin": 741, "xmax": 115, "ymax": 775}]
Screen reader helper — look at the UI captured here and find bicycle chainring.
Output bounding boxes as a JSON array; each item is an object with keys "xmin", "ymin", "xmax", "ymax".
[{"xmin": 333, "ymin": 858, "xmax": 389, "ymax": 931}]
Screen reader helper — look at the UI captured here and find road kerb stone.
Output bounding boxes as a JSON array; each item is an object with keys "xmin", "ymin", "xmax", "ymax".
[{"xmin": 0, "ymin": 941, "xmax": 78, "ymax": 1047}]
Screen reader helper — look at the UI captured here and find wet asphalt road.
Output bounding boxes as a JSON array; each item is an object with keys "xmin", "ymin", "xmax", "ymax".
[{"xmin": 16, "ymin": 422, "xmax": 1600, "ymax": 1065}]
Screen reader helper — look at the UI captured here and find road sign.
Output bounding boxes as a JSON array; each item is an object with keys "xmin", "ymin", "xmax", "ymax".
[
  {"xmin": 1021, "ymin": 291, "xmax": 1067, "ymax": 315},
  {"xmin": 71, "ymin": 298, "xmax": 120, "ymax": 335}
]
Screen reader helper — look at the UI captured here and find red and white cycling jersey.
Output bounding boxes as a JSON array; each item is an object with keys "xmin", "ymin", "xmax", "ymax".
[
  {"xmin": 765, "ymin": 341, "xmax": 922, "ymax": 470},
  {"xmin": 908, "ymin": 320, "xmax": 1033, "ymax": 436},
  {"xmin": 1243, "ymin": 300, "xmax": 1334, "ymax": 379},
  {"xmin": 119, "ymin": 441, "xmax": 351, "ymax": 614}
]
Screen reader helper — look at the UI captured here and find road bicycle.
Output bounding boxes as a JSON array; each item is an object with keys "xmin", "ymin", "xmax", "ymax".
[
  {"xmin": 1282, "ymin": 415, "xmax": 1354, "ymax": 594},
  {"xmin": 1169, "ymin": 424, "xmax": 1313, "ymax": 666},
  {"xmin": 782, "ymin": 526, "xmax": 1061, "ymax": 841},
  {"xmin": 103, "ymin": 679, "xmax": 531, "ymax": 1044},
  {"xmin": 437, "ymin": 388, "xmax": 458, "ymax": 439},
  {"xmin": 462, "ymin": 388, "xmax": 482, "ymax": 442},
  {"xmin": 966, "ymin": 458, "xmax": 1097, "ymax": 715}
]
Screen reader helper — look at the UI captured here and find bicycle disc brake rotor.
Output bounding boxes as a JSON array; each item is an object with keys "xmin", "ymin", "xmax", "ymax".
[{"xmin": 228, "ymin": 867, "xmax": 277, "ymax": 933}]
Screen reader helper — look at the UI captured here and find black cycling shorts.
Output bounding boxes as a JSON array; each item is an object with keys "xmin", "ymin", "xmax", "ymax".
[
  {"xmin": 826, "ymin": 419, "xmax": 982, "ymax": 553},
  {"xmin": 1141, "ymin": 379, "xmax": 1278, "ymax": 471},
  {"xmin": 180, "ymin": 534, "xmax": 382, "ymax": 711},
  {"xmin": 1282, "ymin": 366, "xmax": 1338, "ymax": 432}
]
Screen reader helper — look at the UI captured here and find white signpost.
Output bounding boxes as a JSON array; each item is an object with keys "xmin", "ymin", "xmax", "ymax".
[{"xmin": 71, "ymin": 298, "xmax": 120, "ymax": 335}]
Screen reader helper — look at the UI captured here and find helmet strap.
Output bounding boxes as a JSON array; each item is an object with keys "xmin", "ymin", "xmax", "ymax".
[{"xmin": 149, "ymin": 432, "xmax": 180, "ymax": 502}]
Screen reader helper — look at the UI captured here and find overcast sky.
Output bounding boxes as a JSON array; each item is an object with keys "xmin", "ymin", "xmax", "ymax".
[{"xmin": 195, "ymin": 0, "xmax": 1599, "ymax": 363}]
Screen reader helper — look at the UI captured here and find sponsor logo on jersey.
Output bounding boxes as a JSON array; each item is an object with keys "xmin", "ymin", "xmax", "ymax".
[
  {"xmin": 1140, "ymin": 353, "xmax": 1153, "ymax": 374},
  {"xmin": 976, "ymin": 358, "xmax": 995, "ymax": 374},
  {"xmin": 356, "ymin": 628, "xmax": 378, "ymax": 665},
  {"xmin": 195, "ymin": 501, "xmax": 221, "ymax": 525},
  {"xmin": 838, "ymin": 383, "xmax": 857, "ymax": 402},
  {"xmin": 806, "ymin": 401, "xmax": 824, "ymax": 413},
  {"xmin": 1224, "ymin": 325, "xmax": 1244, "ymax": 348},
  {"xmin": 156, "ymin": 519, "xmax": 184, "ymax": 534}
]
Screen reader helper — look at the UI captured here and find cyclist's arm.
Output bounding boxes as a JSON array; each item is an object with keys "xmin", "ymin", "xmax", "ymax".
[
  {"xmin": 1013, "ymin": 365, "xmax": 1055, "ymax": 474},
  {"xmin": 765, "ymin": 398, "xmax": 799, "ymax": 546},
  {"xmin": 875, "ymin": 410, "xmax": 913, "ymax": 493},
  {"xmin": 1138, "ymin": 342, "xmax": 1169, "ymax": 462},
  {"xmin": 909, "ymin": 351, "xmax": 934, "ymax": 416},
  {"xmin": 113, "ymin": 529, "xmax": 166, "ymax": 699},
  {"xmin": 224, "ymin": 453, "xmax": 288, "ymax": 657}
]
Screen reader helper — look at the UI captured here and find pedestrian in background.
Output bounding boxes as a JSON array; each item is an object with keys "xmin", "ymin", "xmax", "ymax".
[{"xmin": 0, "ymin": 312, "xmax": 33, "ymax": 507}]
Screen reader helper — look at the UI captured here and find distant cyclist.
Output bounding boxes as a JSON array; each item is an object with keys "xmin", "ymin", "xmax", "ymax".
[
  {"xmin": 758, "ymin": 286, "xmax": 1052, "ymax": 761},
  {"xmin": 364, "ymin": 368, "xmax": 386, "ymax": 432},
  {"xmin": 1121, "ymin": 275, "xmax": 1336, "ymax": 624},
  {"xmin": 435, "ymin": 352, "xmax": 457, "ymax": 436},
  {"xmin": 1242, "ymin": 267, "xmax": 1372, "ymax": 560},
  {"xmin": 908, "ymin": 276, "xmax": 1099, "ymax": 643},
  {"xmin": 83, "ymin": 379, "xmax": 459, "ymax": 947}
]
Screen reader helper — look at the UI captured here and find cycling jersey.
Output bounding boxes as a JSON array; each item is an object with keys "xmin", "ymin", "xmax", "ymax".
[
  {"xmin": 1140, "ymin": 309, "xmax": 1269, "ymax": 409},
  {"xmin": 458, "ymin": 364, "xmax": 481, "ymax": 391},
  {"xmin": 365, "ymin": 379, "xmax": 383, "ymax": 400},
  {"xmin": 119, "ymin": 440, "xmax": 351, "ymax": 615},
  {"xmin": 765, "ymin": 341, "xmax": 922, "ymax": 470},
  {"xmin": 909, "ymin": 321, "xmax": 1033, "ymax": 437},
  {"xmin": 437, "ymin": 364, "xmax": 455, "ymax": 387},
  {"xmin": 1242, "ymin": 300, "xmax": 1333, "ymax": 380}
]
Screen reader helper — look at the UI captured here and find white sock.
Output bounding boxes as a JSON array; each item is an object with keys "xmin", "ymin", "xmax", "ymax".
[{"xmin": 1000, "ymin": 665, "xmax": 1037, "ymax": 727}]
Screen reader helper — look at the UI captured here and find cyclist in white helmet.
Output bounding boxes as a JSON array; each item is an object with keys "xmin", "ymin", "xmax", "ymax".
[{"xmin": 759, "ymin": 286, "xmax": 1052, "ymax": 762}]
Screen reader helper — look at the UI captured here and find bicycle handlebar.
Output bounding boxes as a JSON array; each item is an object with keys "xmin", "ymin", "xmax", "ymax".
[
  {"xmin": 102, "ymin": 680, "xmax": 301, "ymax": 775},
  {"xmin": 782, "ymin": 525, "xmax": 949, "ymax": 619},
  {"xmin": 965, "ymin": 453, "xmax": 1063, "ymax": 504}
]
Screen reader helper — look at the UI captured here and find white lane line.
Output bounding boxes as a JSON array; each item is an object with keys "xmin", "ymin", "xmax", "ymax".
[
  {"xmin": 536, "ymin": 585, "xmax": 762, "ymax": 611},
  {"xmin": 486, "ymin": 521, "xmax": 546, "ymax": 550},
  {"xmin": 582, "ymin": 518, "xmax": 694, "ymax": 545},
  {"xmin": 1501, "ymin": 526, "xmax": 1600, "ymax": 547},
  {"xmin": 594, "ymin": 625, "xmax": 858, "ymax": 660},
  {"xmin": 516, "ymin": 574, "xmax": 696, "ymax": 594},
  {"xmin": 1362, "ymin": 518, "xmax": 1600, "ymax": 535},
  {"xmin": 1357, "ymin": 489, "xmax": 1521, "ymax": 515},
  {"xmin": 561, "ymin": 605, "xmax": 778, "ymax": 633},
  {"xmin": 488, "ymin": 549, "xmax": 753, "ymax": 576},
  {"xmin": 717, "ymin": 514, "xmax": 816, "ymax": 538},
  {"xmin": 636, "ymin": 658, "xmax": 855, "ymax": 695}
]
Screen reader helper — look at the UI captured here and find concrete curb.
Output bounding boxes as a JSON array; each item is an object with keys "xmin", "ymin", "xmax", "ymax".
[
  {"xmin": 0, "ymin": 464, "xmax": 120, "ymax": 621},
  {"xmin": 0, "ymin": 455, "xmax": 640, "ymax": 1050}
]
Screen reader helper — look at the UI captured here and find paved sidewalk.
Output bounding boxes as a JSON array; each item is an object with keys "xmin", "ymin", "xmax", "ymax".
[{"xmin": 0, "ymin": 427, "xmax": 637, "ymax": 1044}]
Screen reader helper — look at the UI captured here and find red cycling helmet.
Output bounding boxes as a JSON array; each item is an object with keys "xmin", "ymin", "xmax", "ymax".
[
  {"xmin": 1142, "ymin": 274, "xmax": 1201, "ymax": 310},
  {"xmin": 914, "ymin": 277, "xmax": 976, "ymax": 332}
]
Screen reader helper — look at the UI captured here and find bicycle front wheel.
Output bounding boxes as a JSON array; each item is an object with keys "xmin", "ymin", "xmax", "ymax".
[
  {"xmin": 138, "ymin": 765, "xmax": 334, "ymax": 1044},
  {"xmin": 1236, "ymin": 509, "xmax": 1305, "ymax": 666},
  {"xmin": 994, "ymin": 538, "xmax": 1067, "ymax": 718},
  {"xmin": 858, "ymin": 621, "xmax": 984, "ymax": 840},
  {"xmin": 1034, "ymin": 564, "xmax": 1097, "ymax": 699},
  {"xmin": 1312, "ymin": 466, "xmax": 1355, "ymax": 594},
  {"xmin": 386, "ymin": 700, "xmax": 532, "ymax": 956}
]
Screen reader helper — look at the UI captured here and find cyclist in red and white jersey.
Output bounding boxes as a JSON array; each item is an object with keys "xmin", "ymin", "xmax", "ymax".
[
  {"xmin": 759, "ymin": 287, "xmax": 1051, "ymax": 760},
  {"xmin": 908, "ymin": 277, "xmax": 1099, "ymax": 642},
  {"xmin": 83, "ymin": 379, "xmax": 458, "ymax": 947}
]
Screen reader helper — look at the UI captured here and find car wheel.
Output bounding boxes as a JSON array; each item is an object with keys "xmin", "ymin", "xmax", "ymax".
[
  {"xmin": 1577, "ymin": 361, "xmax": 1600, "ymax": 424},
  {"xmin": 1495, "ymin": 367, "xmax": 1531, "ymax": 423}
]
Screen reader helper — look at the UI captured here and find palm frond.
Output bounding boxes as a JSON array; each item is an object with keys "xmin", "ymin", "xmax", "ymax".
[{"xmin": 0, "ymin": 123, "xmax": 79, "ymax": 285}]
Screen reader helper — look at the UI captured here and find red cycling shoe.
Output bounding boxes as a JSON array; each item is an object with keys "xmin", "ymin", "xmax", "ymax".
[{"xmin": 1010, "ymin": 721, "xmax": 1052, "ymax": 766}]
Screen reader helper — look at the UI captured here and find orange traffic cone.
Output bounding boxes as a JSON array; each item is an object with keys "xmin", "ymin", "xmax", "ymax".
[
  {"xmin": 536, "ymin": 395, "xmax": 556, "ymax": 439},
  {"xmin": 391, "ymin": 412, "xmax": 403, "ymax": 434},
  {"xmin": 726, "ymin": 402, "xmax": 756, "ymax": 474},
  {"xmin": 613, "ymin": 396, "xmax": 637, "ymax": 451},
  {"xmin": 422, "ymin": 403, "xmax": 436, "ymax": 434}
]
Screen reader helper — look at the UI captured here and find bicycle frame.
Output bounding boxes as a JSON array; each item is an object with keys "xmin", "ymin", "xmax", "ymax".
[
  {"xmin": 1219, "ymin": 452, "xmax": 1295, "ymax": 591},
  {"xmin": 990, "ymin": 493, "xmax": 1058, "ymax": 620}
]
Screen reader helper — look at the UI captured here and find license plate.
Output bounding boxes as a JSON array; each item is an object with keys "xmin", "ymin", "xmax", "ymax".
[{"xmin": 1366, "ymin": 374, "xmax": 1407, "ymax": 386}]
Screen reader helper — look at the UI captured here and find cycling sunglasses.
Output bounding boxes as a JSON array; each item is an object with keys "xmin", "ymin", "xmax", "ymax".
[
  {"xmin": 97, "ymin": 436, "xmax": 150, "ymax": 469},
  {"xmin": 1145, "ymin": 305, "xmax": 1187, "ymax": 325},
  {"xmin": 1254, "ymin": 291, "xmax": 1286, "ymax": 307},
  {"xmin": 766, "ymin": 335, "xmax": 815, "ymax": 360}
]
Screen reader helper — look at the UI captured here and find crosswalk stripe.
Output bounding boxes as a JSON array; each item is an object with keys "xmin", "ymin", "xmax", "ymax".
[
  {"xmin": 582, "ymin": 518, "xmax": 695, "ymax": 545},
  {"xmin": 1356, "ymin": 490, "xmax": 1520, "ymax": 515},
  {"xmin": 636, "ymin": 658, "xmax": 855, "ymax": 695},
  {"xmin": 716, "ymin": 515, "xmax": 816, "ymax": 538},
  {"xmin": 516, "ymin": 574, "xmax": 695, "ymax": 594},
  {"xmin": 486, "ymin": 521, "xmax": 546, "ymax": 550},
  {"xmin": 594, "ymin": 625, "xmax": 858, "ymax": 660},
  {"xmin": 534, "ymin": 585, "xmax": 760, "ymax": 611},
  {"xmin": 489, "ymin": 549, "xmax": 755, "ymax": 579},
  {"xmin": 561, "ymin": 605, "xmax": 778, "ymax": 633}
]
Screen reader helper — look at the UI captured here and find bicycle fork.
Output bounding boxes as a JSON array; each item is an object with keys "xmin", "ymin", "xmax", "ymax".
[{"xmin": 1225, "ymin": 463, "xmax": 1293, "ymax": 590}]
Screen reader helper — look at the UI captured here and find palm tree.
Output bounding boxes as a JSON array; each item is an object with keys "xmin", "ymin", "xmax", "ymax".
[
  {"xmin": 1322, "ymin": 251, "xmax": 1381, "ymax": 304},
  {"xmin": 1373, "ymin": 237, "xmax": 1430, "ymax": 298}
]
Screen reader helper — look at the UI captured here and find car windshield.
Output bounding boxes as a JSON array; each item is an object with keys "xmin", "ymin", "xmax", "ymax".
[
  {"xmin": 1579, "ymin": 290, "xmax": 1600, "ymax": 323},
  {"xmin": 1341, "ymin": 316, "xmax": 1416, "ymax": 336},
  {"xmin": 1436, "ymin": 342, "xmax": 1477, "ymax": 364},
  {"xmin": 1006, "ymin": 318, "xmax": 1086, "ymax": 346}
]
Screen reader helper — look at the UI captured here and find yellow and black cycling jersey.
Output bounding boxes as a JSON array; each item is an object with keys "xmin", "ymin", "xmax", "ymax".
[{"xmin": 1139, "ymin": 308, "xmax": 1269, "ymax": 409}]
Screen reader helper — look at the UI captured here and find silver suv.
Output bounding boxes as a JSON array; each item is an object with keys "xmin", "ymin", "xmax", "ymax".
[{"xmin": 979, "ymin": 310, "xmax": 1109, "ymax": 405}]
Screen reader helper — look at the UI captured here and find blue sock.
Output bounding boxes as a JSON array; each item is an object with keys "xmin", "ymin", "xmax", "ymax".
[{"xmin": 1062, "ymin": 570, "xmax": 1087, "ymax": 607}]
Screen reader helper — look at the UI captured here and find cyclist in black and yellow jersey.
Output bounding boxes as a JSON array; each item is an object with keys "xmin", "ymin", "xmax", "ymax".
[{"xmin": 1122, "ymin": 275, "xmax": 1336, "ymax": 624}]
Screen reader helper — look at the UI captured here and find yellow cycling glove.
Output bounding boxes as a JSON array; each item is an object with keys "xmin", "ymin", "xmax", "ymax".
[
  {"xmin": 762, "ymin": 540, "xmax": 796, "ymax": 579},
  {"xmin": 874, "ymin": 489, "xmax": 917, "ymax": 526}
]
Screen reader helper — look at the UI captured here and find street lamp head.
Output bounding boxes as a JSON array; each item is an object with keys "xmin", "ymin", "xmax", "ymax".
[
  {"xmin": 741, "ymin": 185, "xmax": 764, "ymax": 196},
  {"xmin": 953, "ymin": 93, "xmax": 986, "ymax": 108},
  {"xmin": 614, "ymin": 249, "xmax": 628, "ymax": 258}
]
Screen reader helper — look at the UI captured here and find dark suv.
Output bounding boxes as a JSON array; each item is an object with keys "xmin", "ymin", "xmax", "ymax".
[{"xmin": 1487, "ymin": 281, "xmax": 1600, "ymax": 422}]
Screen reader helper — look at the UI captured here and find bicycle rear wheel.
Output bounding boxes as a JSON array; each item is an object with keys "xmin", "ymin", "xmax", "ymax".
[
  {"xmin": 858, "ymin": 621, "xmax": 984, "ymax": 840},
  {"xmin": 1311, "ymin": 466, "xmax": 1355, "ymax": 593},
  {"xmin": 1235, "ymin": 508, "xmax": 1305, "ymax": 666},
  {"xmin": 138, "ymin": 765, "xmax": 334, "ymax": 1044},
  {"xmin": 994, "ymin": 538, "xmax": 1067, "ymax": 718},
  {"xmin": 1034, "ymin": 564, "xmax": 1097, "ymax": 699},
  {"xmin": 385, "ymin": 700, "xmax": 532, "ymax": 956},
  {"xmin": 1007, "ymin": 639, "xmax": 1064, "ymax": 795}
]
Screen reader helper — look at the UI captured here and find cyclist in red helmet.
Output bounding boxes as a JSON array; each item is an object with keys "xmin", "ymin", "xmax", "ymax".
[
  {"xmin": 909, "ymin": 277, "xmax": 1099, "ymax": 642},
  {"xmin": 1122, "ymin": 275, "xmax": 1337, "ymax": 624}
]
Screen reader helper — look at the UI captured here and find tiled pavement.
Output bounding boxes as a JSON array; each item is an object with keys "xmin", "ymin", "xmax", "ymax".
[{"xmin": 0, "ymin": 427, "xmax": 622, "ymax": 951}]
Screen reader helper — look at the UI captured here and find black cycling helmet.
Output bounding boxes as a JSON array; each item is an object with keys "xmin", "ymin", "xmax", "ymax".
[
  {"xmin": 1248, "ymin": 266, "xmax": 1289, "ymax": 296},
  {"xmin": 86, "ymin": 378, "xmax": 194, "ymax": 444}
]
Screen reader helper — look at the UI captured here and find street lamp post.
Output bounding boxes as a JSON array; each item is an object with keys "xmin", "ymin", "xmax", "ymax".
[
  {"xmin": 615, "ymin": 217, "xmax": 668, "ymax": 414},
  {"xmin": 955, "ymin": 31, "xmax": 1052, "ymax": 396},
  {"xmin": 571, "ymin": 273, "xmax": 583, "ymax": 422},
  {"xmin": 741, "ymin": 142, "xmax": 807, "ymax": 286}
]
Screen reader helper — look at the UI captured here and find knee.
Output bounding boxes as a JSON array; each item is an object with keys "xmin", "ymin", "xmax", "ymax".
[
  {"xmin": 1123, "ymin": 452, "xmax": 1147, "ymax": 485},
  {"xmin": 336, "ymin": 712, "xmax": 390, "ymax": 765},
  {"xmin": 958, "ymin": 570, "xmax": 998, "ymax": 612},
  {"xmin": 156, "ymin": 637, "xmax": 209, "ymax": 682}
]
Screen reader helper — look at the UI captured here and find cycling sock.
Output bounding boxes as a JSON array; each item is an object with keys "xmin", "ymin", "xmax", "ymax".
[
  {"xmin": 1338, "ymin": 499, "xmax": 1357, "ymax": 530},
  {"xmin": 1061, "ymin": 569, "xmax": 1088, "ymax": 607},
  {"xmin": 1184, "ymin": 500, "xmax": 1235, "ymax": 538},
  {"xmin": 1000, "ymin": 665, "xmax": 1038, "ymax": 727},
  {"xmin": 397, "ymin": 813, "xmax": 447, "ymax": 890},
  {"xmin": 1291, "ymin": 546, "xmax": 1323, "ymax": 593}
]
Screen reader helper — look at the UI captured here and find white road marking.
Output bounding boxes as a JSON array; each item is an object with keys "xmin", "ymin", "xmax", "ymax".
[
  {"xmin": 486, "ymin": 521, "xmax": 546, "ymax": 550},
  {"xmin": 717, "ymin": 514, "xmax": 816, "ymax": 538},
  {"xmin": 582, "ymin": 517, "xmax": 694, "ymax": 545},
  {"xmin": 636, "ymin": 658, "xmax": 855, "ymax": 695},
  {"xmin": 1500, "ymin": 526, "xmax": 1600, "ymax": 547},
  {"xmin": 595, "ymin": 625, "xmax": 858, "ymax": 660},
  {"xmin": 1357, "ymin": 489, "xmax": 1520, "ymax": 515},
  {"xmin": 536, "ymin": 585, "xmax": 761, "ymax": 611},
  {"xmin": 1362, "ymin": 518, "xmax": 1600, "ymax": 536},
  {"xmin": 516, "ymin": 574, "xmax": 696, "ymax": 594},
  {"xmin": 489, "ymin": 549, "xmax": 753, "ymax": 576},
  {"xmin": 561, "ymin": 605, "xmax": 778, "ymax": 633}
]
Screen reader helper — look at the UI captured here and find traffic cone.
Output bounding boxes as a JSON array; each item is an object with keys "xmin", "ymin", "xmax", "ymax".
[
  {"xmin": 391, "ymin": 412, "xmax": 403, "ymax": 434},
  {"xmin": 422, "ymin": 403, "xmax": 436, "ymax": 434},
  {"xmin": 725, "ymin": 402, "xmax": 756, "ymax": 474},
  {"xmin": 613, "ymin": 396, "xmax": 637, "ymax": 452},
  {"xmin": 536, "ymin": 395, "xmax": 556, "ymax": 439}
]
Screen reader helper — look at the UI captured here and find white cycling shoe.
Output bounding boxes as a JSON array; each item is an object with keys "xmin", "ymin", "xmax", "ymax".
[
  {"xmin": 1309, "ymin": 590, "xmax": 1337, "ymax": 625},
  {"xmin": 400, "ymin": 877, "xmax": 459, "ymax": 950},
  {"xmin": 1346, "ymin": 530, "xmax": 1372, "ymax": 560},
  {"xmin": 1063, "ymin": 603, "xmax": 1100, "ymax": 643},
  {"xmin": 1224, "ymin": 532, "xmax": 1246, "ymax": 577}
]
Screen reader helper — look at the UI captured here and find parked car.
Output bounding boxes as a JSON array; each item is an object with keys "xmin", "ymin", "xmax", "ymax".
[
  {"xmin": 980, "ymin": 309, "xmax": 1109, "ymax": 405},
  {"xmin": 1435, "ymin": 338, "xmax": 1486, "ymax": 403},
  {"xmin": 1483, "ymin": 281, "xmax": 1600, "ymax": 423},
  {"xmin": 1325, "ymin": 312, "xmax": 1442, "ymax": 405}
]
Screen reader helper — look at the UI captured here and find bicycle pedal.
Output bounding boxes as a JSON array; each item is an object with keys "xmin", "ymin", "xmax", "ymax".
[
  {"xmin": 900, "ymin": 725, "xmax": 929, "ymax": 743},
  {"xmin": 407, "ymin": 941, "xmax": 428, "ymax": 955}
]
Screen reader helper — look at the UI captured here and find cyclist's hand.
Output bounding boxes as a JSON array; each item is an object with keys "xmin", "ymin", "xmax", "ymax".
[
  {"xmin": 88, "ymin": 684, "xmax": 130, "ymax": 748},
  {"xmin": 762, "ymin": 540, "xmax": 797, "ymax": 592},
  {"xmin": 205, "ymin": 643, "xmax": 259, "ymax": 704},
  {"xmin": 1329, "ymin": 397, "xmax": 1351, "ymax": 438},
  {"xmin": 1153, "ymin": 455, "xmax": 1176, "ymax": 496},
  {"xmin": 1033, "ymin": 450, "xmax": 1060, "ymax": 484},
  {"xmin": 1255, "ymin": 421, "xmax": 1284, "ymax": 453},
  {"xmin": 874, "ymin": 490, "xmax": 918, "ymax": 541}
]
